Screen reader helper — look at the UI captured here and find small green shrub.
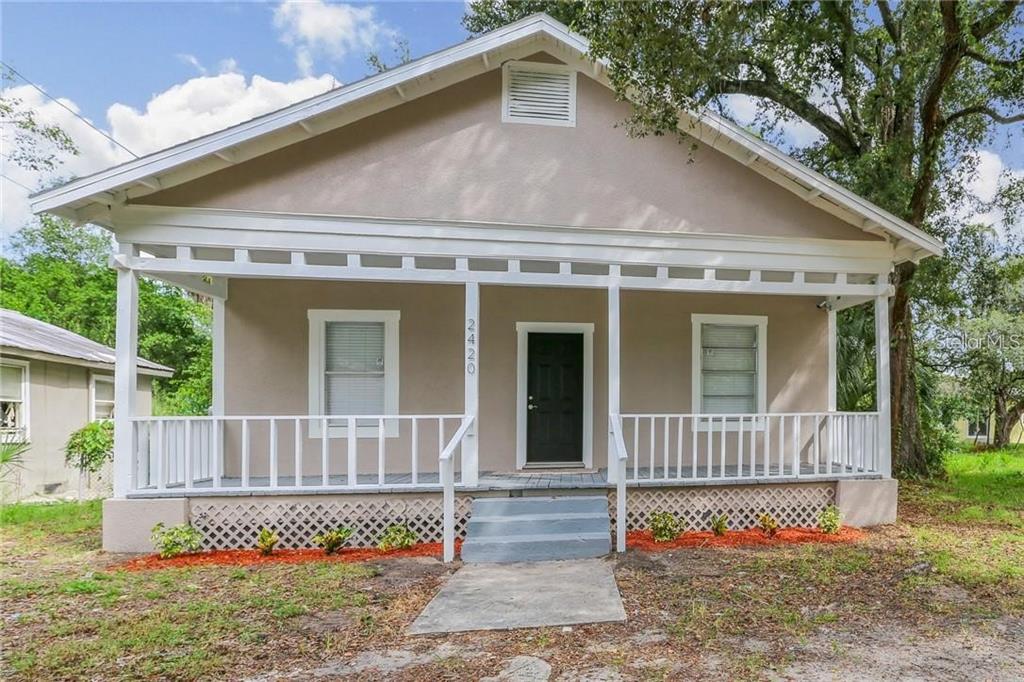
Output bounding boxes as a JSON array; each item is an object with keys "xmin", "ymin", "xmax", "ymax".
[
  {"xmin": 256, "ymin": 527, "xmax": 279, "ymax": 556},
  {"xmin": 710, "ymin": 513, "xmax": 729, "ymax": 536},
  {"xmin": 377, "ymin": 524, "xmax": 417, "ymax": 551},
  {"xmin": 818, "ymin": 505, "xmax": 842, "ymax": 535},
  {"xmin": 64, "ymin": 421, "xmax": 114, "ymax": 474},
  {"xmin": 0, "ymin": 441, "xmax": 29, "ymax": 482},
  {"xmin": 312, "ymin": 527, "xmax": 353, "ymax": 555},
  {"xmin": 649, "ymin": 510, "xmax": 683, "ymax": 542},
  {"xmin": 150, "ymin": 522, "xmax": 203, "ymax": 559},
  {"xmin": 757, "ymin": 513, "xmax": 779, "ymax": 537}
]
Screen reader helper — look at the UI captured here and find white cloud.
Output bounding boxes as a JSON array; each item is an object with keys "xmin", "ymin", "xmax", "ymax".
[
  {"xmin": 964, "ymin": 150, "xmax": 1024, "ymax": 238},
  {"xmin": 273, "ymin": 0, "xmax": 392, "ymax": 76},
  {"xmin": 1, "ymin": 70, "xmax": 335, "ymax": 235},
  {"xmin": 176, "ymin": 53, "xmax": 208, "ymax": 76}
]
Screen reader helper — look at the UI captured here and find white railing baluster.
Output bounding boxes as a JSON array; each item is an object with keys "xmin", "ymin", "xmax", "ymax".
[
  {"xmin": 792, "ymin": 416, "xmax": 801, "ymax": 478},
  {"xmin": 778, "ymin": 416, "xmax": 786, "ymax": 476},
  {"xmin": 411, "ymin": 418, "xmax": 419, "ymax": 486},
  {"xmin": 156, "ymin": 420, "xmax": 166, "ymax": 490},
  {"xmin": 719, "ymin": 416, "xmax": 726, "ymax": 478},
  {"xmin": 764, "ymin": 417, "xmax": 771, "ymax": 476},
  {"xmin": 648, "ymin": 417, "xmax": 655, "ymax": 480},
  {"xmin": 826, "ymin": 414, "xmax": 834, "ymax": 474},
  {"xmin": 294, "ymin": 418, "xmax": 302, "ymax": 488},
  {"xmin": 212, "ymin": 418, "xmax": 222, "ymax": 488},
  {"xmin": 813, "ymin": 415, "xmax": 820, "ymax": 475},
  {"xmin": 269, "ymin": 419, "xmax": 278, "ymax": 488},
  {"xmin": 691, "ymin": 417, "xmax": 697, "ymax": 479},
  {"xmin": 706, "ymin": 418, "xmax": 713, "ymax": 479},
  {"xmin": 633, "ymin": 418, "xmax": 640, "ymax": 481},
  {"xmin": 663, "ymin": 416, "xmax": 669, "ymax": 479},
  {"xmin": 749, "ymin": 416, "xmax": 757, "ymax": 478},
  {"xmin": 183, "ymin": 419, "xmax": 193, "ymax": 490},
  {"xmin": 676, "ymin": 416, "xmax": 683, "ymax": 480},
  {"xmin": 241, "ymin": 418, "xmax": 250, "ymax": 488},
  {"xmin": 347, "ymin": 417, "xmax": 357, "ymax": 486},
  {"xmin": 737, "ymin": 417, "xmax": 744, "ymax": 478},
  {"xmin": 321, "ymin": 416, "xmax": 328, "ymax": 486},
  {"xmin": 377, "ymin": 418, "xmax": 385, "ymax": 485}
]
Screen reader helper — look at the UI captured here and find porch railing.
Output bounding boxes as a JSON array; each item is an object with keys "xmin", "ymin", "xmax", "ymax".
[
  {"xmin": 613, "ymin": 412, "xmax": 881, "ymax": 483},
  {"xmin": 441, "ymin": 416, "xmax": 475, "ymax": 562},
  {"xmin": 129, "ymin": 414, "xmax": 470, "ymax": 494}
]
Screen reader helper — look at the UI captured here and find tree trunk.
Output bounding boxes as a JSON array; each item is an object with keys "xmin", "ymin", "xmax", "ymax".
[
  {"xmin": 994, "ymin": 399, "xmax": 1023, "ymax": 448},
  {"xmin": 890, "ymin": 261, "xmax": 928, "ymax": 475}
]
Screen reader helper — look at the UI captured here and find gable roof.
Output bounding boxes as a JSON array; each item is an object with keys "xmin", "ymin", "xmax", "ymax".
[
  {"xmin": 31, "ymin": 13, "xmax": 942, "ymax": 262},
  {"xmin": 0, "ymin": 308, "xmax": 173, "ymax": 377}
]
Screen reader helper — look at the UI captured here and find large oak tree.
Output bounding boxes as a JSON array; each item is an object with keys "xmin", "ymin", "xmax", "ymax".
[{"xmin": 467, "ymin": 0, "xmax": 1024, "ymax": 474}]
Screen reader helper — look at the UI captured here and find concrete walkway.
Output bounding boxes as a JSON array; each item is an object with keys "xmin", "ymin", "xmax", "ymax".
[{"xmin": 407, "ymin": 558, "xmax": 626, "ymax": 634}]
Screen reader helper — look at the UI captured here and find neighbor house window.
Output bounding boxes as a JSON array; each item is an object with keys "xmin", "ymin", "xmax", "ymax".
[
  {"xmin": 307, "ymin": 310, "xmax": 400, "ymax": 437},
  {"xmin": 967, "ymin": 416, "xmax": 989, "ymax": 439},
  {"xmin": 0, "ymin": 360, "xmax": 30, "ymax": 442},
  {"xmin": 691, "ymin": 315, "xmax": 767, "ymax": 423},
  {"xmin": 91, "ymin": 374, "xmax": 115, "ymax": 421}
]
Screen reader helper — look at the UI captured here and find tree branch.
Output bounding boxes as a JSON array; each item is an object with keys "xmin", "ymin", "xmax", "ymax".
[
  {"xmin": 945, "ymin": 105, "xmax": 1024, "ymax": 126},
  {"xmin": 710, "ymin": 79, "xmax": 861, "ymax": 156},
  {"xmin": 877, "ymin": 0, "xmax": 901, "ymax": 45},
  {"xmin": 964, "ymin": 49, "xmax": 1022, "ymax": 69},
  {"xmin": 971, "ymin": 0, "xmax": 1021, "ymax": 40}
]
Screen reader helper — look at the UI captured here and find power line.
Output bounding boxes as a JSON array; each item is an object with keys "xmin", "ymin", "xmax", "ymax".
[
  {"xmin": 1, "ymin": 173, "xmax": 34, "ymax": 192},
  {"xmin": 1, "ymin": 61, "xmax": 139, "ymax": 159}
]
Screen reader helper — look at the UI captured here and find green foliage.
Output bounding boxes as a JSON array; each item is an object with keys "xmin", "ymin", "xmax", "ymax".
[
  {"xmin": 312, "ymin": 527, "xmax": 353, "ymax": 555},
  {"xmin": 256, "ymin": 528, "xmax": 279, "ymax": 556},
  {"xmin": 64, "ymin": 421, "xmax": 114, "ymax": 475},
  {"xmin": 0, "ymin": 440, "xmax": 29, "ymax": 482},
  {"xmin": 0, "ymin": 75, "xmax": 78, "ymax": 175},
  {"xmin": 377, "ymin": 524, "xmax": 417, "ymax": 551},
  {"xmin": 150, "ymin": 522, "xmax": 203, "ymax": 559},
  {"xmin": 649, "ymin": 510, "xmax": 683, "ymax": 542},
  {"xmin": 818, "ymin": 505, "xmax": 842, "ymax": 535},
  {"xmin": 1, "ymin": 216, "xmax": 213, "ymax": 415},
  {"xmin": 757, "ymin": 513, "xmax": 780, "ymax": 537},
  {"xmin": 709, "ymin": 514, "xmax": 729, "ymax": 536}
]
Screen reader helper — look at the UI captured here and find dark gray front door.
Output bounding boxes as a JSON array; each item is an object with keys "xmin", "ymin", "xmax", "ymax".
[{"xmin": 526, "ymin": 332, "xmax": 584, "ymax": 464}]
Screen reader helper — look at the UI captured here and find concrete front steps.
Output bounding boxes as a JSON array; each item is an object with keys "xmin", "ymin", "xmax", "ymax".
[{"xmin": 461, "ymin": 495, "xmax": 611, "ymax": 563}]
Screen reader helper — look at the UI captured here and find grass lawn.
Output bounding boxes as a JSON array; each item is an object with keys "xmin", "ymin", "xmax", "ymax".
[{"xmin": 2, "ymin": 447, "xmax": 1023, "ymax": 681}]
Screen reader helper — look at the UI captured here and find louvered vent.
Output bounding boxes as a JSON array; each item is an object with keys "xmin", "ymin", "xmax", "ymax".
[{"xmin": 502, "ymin": 63, "xmax": 576, "ymax": 127}]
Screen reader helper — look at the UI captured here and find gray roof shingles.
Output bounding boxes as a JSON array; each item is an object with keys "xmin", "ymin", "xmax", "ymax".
[{"xmin": 0, "ymin": 308, "xmax": 172, "ymax": 375}]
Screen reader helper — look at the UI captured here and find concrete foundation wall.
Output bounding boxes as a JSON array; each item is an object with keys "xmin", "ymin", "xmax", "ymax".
[
  {"xmin": 103, "ymin": 497, "xmax": 189, "ymax": 553},
  {"xmin": 835, "ymin": 478, "xmax": 898, "ymax": 527}
]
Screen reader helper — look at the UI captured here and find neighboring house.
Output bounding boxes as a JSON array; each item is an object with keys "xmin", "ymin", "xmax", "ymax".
[
  {"xmin": 32, "ymin": 15, "xmax": 943, "ymax": 558},
  {"xmin": 954, "ymin": 413, "xmax": 1024, "ymax": 446},
  {"xmin": 0, "ymin": 308, "xmax": 172, "ymax": 501}
]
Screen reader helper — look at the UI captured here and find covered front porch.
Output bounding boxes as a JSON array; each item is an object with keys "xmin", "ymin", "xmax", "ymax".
[{"xmin": 108, "ymin": 210, "xmax": 895, "ymax": 558}]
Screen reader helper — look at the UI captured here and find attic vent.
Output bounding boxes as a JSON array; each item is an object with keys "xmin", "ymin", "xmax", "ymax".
[{"xmin": 502, "ymin": 62, "xmax": 576, "ymax": 127}]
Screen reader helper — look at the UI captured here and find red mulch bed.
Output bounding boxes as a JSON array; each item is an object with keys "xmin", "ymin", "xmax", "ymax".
[
  {"xmin": 627, "ymin": 527, "xmax": 864, "ymax": 551},
  {"xmin": 114, "ymin": 540, "xmax": 461, "ymax": 571}
]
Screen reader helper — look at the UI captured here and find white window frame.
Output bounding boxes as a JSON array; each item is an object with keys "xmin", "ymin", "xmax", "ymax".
[
  {"xmin": 0, "ymin": 359, "xmax": 30, "ymax": 443},
  {"xmin": 90, "ymin": 372, "xmax": 115, "ymax": 422},
  {"xmin": 501, "ymin": 61, "xmax": 577, "ymax": 127},
  {"xmin": 307, "ymin": 309, "xmax": 400, "ymax": 438},
  {"xmin": 691, "ymin": 314, "xmax": 767, "ymax": 431}
]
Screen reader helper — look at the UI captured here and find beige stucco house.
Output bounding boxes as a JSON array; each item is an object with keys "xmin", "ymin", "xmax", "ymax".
[
  {"xmin": 0, "ymin": 308, "xmax": 171, "ymax": 502},
  {"xmin": 32, "ymin": 16, "xmax": 942, "ymax": 558}
]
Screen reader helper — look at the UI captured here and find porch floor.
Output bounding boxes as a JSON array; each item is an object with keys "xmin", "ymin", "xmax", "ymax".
[{"xmin": 130, "ymin": 464, "xmax": 879, "ymax": 497}]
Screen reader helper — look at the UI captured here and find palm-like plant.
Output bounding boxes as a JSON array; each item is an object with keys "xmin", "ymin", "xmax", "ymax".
[{"xmin": 0, "ymin": 440, "xmax": 29, "ymax": 483}]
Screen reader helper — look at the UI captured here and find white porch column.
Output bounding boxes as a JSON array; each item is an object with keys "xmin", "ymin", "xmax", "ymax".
[
  {"xmin": 113, "ymin": 248, "xmax": 139, "ymax": 498},
  {"xmin": 874, "ymin": 295, "xmax": 892, "ymax": 477},
  {"xmin": 212, "ymin": 296, "xmax": 226, "ymax": 416},
  {"xmin": 607, "ymin": 282, "xmax": 621, "ymax": 483},
  {"xmin": 827, "ymin": 307, "xmax": 837, "ymax": 412},
  {"xmin": 462, "ymin": 281, "xmax": 480, "ymax": 485}
]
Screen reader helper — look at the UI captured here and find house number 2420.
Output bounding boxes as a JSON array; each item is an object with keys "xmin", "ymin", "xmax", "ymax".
[{"xmin": 466, "ymin": 318, "xmax": 477, "ymax": 375}]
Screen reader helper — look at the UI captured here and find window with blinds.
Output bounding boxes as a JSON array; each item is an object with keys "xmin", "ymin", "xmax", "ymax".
[
  {"xmin": 0, "ymin": 362, "xmax": 27, "ymax": 441},
  {"xmin": 92, "ymin": 375, "xmax": 115, "ymax": 420},
  {"xmin": 700, "ymin": 323, "xmax": 759, "ymax": 414},
  {"xmin": 324, "ymin": 321, "xmax": 386, "ymax": 417}
]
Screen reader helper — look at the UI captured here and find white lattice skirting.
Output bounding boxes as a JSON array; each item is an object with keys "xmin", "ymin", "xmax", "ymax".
[
  {"xmin": 190, "ymin": 495, "xmax": 472, "ymax": 549},
  {"xmin": 610, "ymin": 483, "xmax": 836, "ymax": 531}
]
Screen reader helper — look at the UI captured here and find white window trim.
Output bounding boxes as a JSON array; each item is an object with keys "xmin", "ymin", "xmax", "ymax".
[
  {"xmin": 515, "ymin": 321, "xmax": 594, "ymax": 470},
  {"xmin": 1, "ymin": 358, "xmax": 31, "ymax": 443},
  {"xmin": 307, "ymin": 309, "xmax": 400, "ymax": 438},
  {"xmin": 90, "ymin": 372, "xmax": 115, "ymax": 422},
  {"xmin": 691, "ymin": 314, "xmax": 767, "ymax": 432},
  {"xmin": 501, "ymin": 61, "xmax": 577, "ymax": 127}
]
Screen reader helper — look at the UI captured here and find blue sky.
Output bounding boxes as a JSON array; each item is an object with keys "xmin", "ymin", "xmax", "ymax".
[{"xmin": 1, "ymin": 1, "xmax": 1020, "ymax": 236}]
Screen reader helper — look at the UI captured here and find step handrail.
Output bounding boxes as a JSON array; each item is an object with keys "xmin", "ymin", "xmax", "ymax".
[{"xmin": 440, "ymin": 415, "xmax": 475, "ymax": 563}]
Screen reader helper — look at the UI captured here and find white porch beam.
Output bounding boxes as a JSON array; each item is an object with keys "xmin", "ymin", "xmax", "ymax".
[
  {"xmin": 875, "ymin": 294, "xmax": 892, "ymax": 477},
  {"xmin": 463, "ymin": 281, "xmax": 480, "ymax": 486},
  {"xmin": 121, "ymin": 254, "xmax": 890, "ymax": 298},
  {"xmin": 113, "ymin": 249, "xmax": 139, "ymax": 498}
]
